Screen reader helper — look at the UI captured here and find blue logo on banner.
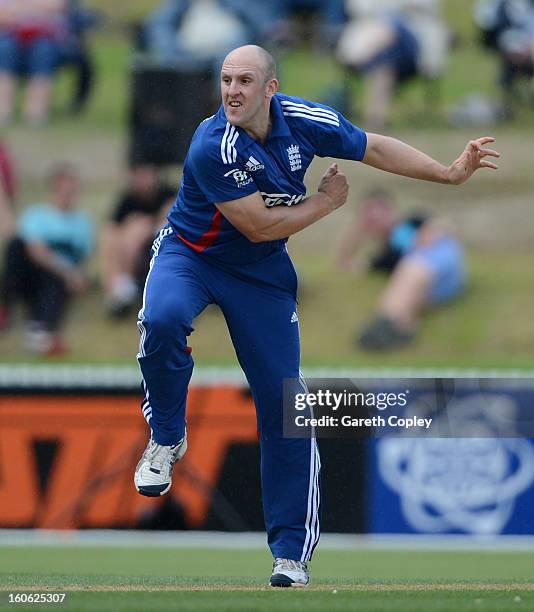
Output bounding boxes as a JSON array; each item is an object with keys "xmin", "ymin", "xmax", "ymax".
[
  {"xmin": 368, "ymin": 381, "xmax": 534, "ymax": 534},
  {"xmin": 375, "ymin": 437, "xmax": 534, "ymax": 534}
]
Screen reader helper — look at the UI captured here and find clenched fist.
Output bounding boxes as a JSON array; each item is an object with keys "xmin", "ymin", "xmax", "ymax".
[{"xmin": 318, "ymin": 163, "xmax": 349, "ymax": 211}]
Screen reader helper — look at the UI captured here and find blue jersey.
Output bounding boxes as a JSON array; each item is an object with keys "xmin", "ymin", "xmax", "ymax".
[{"xmin": 167, "ymin": 92, "xmax": 367, "ymax": 265}]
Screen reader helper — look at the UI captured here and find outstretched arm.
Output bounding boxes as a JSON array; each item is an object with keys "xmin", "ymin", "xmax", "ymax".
[{"xmin": 363, "ymin": 134, "xmax": 500, "ymax": 185}]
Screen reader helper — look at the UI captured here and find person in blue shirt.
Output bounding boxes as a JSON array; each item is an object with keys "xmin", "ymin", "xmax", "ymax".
[
  {"xmin": 0, "ymin": 164, "xmax": 93, "ymax": 355},
  {"xmin": 133, "ymin": 45, "xmax": 500, "ymax": 587},
  {"xmin": 338, "ymin": 189, "xmax": 466, "ymax": 350}
]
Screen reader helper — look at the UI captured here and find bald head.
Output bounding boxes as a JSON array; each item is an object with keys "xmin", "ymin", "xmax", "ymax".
[
  {"xmin": 221, "ymin": 45, "xmax": 279, "ymax": 136},
  {"xmin": 223, "ymin": 45, "xmax": 277, "ymax": 83}
]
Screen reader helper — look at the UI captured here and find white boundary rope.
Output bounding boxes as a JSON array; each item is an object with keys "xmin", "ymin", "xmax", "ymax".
[
  {"xmin": 0, "ymin": 365, "xmax": 533, "ymax": 389},
  {"xmin": 1, "ymin": 529, "xmax": 534, "ymax": 551}
]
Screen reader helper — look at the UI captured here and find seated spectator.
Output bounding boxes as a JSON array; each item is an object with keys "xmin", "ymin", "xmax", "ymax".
[
  {"xmin": 338, "ymin": 189, "xmax": 466, "ymax": 351},
  {"xmin": 336, "ymin": 0, "xmax": 449, "ymax": 130},
  {"xmin": 100, "ymin": 163, "xmax": 175, "ymax": 317},
  {"xmin": 225, "ymin": 0, "xmax": 347, "ymax": 50},
  {"xmin": 0, "ymin": 0, "xmax": 70, "ymax": 125},
  {"xmin": 474, "ymin": 0, "xmax": 534, "ymax": 114},
  {"xmin": 143, "ymin": 0, "xmax": 251, "ymax": 72},
  {"xmin": 0, "ymin": 140, "xmax": 17, "ymax": 240},
  {"xmin": 0, "ymin": 164, "xmax": 93, "ymax": 355}
]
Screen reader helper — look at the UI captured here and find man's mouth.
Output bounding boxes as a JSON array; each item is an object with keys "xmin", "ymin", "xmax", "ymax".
[{"xmin": 228, "ymin": 101, "xmax": 242, "ymax": 108}]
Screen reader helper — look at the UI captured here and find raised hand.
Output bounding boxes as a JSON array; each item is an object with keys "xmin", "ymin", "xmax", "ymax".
[{"xmin": 447, "ymin": 137, "xmax": 500, "ymax": 185}]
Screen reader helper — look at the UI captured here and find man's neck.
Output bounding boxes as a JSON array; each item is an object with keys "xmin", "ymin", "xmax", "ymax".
[{"xmin": 242, "ymin": 107, "xmax": 272, "ymax": 145}]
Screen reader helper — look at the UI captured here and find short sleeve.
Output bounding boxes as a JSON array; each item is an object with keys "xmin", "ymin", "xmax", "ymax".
[
  {"xmin": 188, "ymin": 140, "xmax": 258, "ymax": 203},
  {"xmin": 19, "ymin": 206, "xmax": 48, "ymax": 243},
  {"xmin": 307, "ymin": 106, "xmax": 367, "ymax": 162},
  {"xmin": 78, "ymin": 215, "xmax": 94, "ymax": 260}
]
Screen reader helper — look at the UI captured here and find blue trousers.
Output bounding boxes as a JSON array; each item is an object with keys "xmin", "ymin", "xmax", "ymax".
[{"xmin": 137, "ymin": 227, "xmax": 321, "ymax": 561}]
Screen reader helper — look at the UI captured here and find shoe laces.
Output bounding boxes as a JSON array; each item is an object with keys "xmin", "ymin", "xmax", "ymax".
[
  {"xmin": 273, "ymin": 558, "xmax": 307, "ymax": 573},
  {"xmin": 145, "ymin": 439, "xmax": 178, "ymax": 473}
]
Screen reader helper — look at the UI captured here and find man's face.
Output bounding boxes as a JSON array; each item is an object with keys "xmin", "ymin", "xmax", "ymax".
[
  {"xmin": 53, "ymin": 173, "xmax": 80, "ymax": 209},
  {"xmin": 220, "ymin": 61, "xmax": 271, "ymax": 128}
]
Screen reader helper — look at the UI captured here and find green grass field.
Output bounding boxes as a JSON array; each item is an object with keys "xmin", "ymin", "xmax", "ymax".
[
  {"xmin": 1, "ymin": 0, "xmax": 534, "ymax": 367},
  {"xmin": 1, "ymin": 546, "xmax": 533, "ymax": 611}
]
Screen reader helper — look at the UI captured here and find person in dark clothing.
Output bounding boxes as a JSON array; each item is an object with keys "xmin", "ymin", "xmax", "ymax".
[
  {"xmin": 100, "ymin": 163, "xmax": 175, "ymax": 316},
  {"xmin": 474, "ymin": 0, "xmax": 534, "ymax": 114}
]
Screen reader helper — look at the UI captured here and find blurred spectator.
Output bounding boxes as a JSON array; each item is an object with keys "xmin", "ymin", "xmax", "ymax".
[
  {"xmin": 0, "ymin": 140, "xmax": 17, "ymax": 240},
  {"xmin": 0, "ymin": 164, "xmax": 93, "ymax": 355},
  {"xmin": 0, "ymin": 0, "xmax": 69, "ymax": 125},
  {"xmin": 143, "ymin": 0, "xmax": 346, "ymax": 60},
  {"xmin": 225, "ymin": 0, "xmax": 347, "ymax": 49},
  {"xmin": 100, "ymin": 163, "xmax": 175, "ymax": 318},
  {"xmin": 143, "ymin": 0, "xmax": 251, "ymax": 71},
  {"xmin": 474, "ymin": 0, "xmax": 534, "ymax": 114},
  {"xmin": 337, "ymin": 0, "xmax": 449, "ymax": 130},
  {"xmin": 338, "ymin": 189, "xmax": 466, "ymax": 350},
  {"xmin": 61, "ymin": 0, "xmax": 101, "ymax": 115}
]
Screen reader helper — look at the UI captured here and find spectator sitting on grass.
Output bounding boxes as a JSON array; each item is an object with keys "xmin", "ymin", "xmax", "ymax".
[
  {"xmin": 143, "ymin": 0, "xmax": 251, "ymax": 70},
  {"xmin": 225, "ymin": 0, "xmax": 347, "ymax": 49},
  {"xmin": 337, "ymin": 189, "xmax": 466, "ymax": 351},
  {"xmin": 100, "ymin": 163, "xmax": 175, "ymax": 318},
  {"xmin": 336, "ymin": 0, "xmax": 449, "ymax": 131},
  {"xmin": 0, "ymin": 0, "xmax": 69, "ymax": 126},
  {"xmin": 474, "ymin": 0, "xmax": 534, "ymax": 115},
  {"xmin": 0, "ymin": 164, "xmax": 93, "ymax": 356}
]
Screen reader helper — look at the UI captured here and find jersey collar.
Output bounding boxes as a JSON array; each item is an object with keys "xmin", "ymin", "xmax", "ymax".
[
  {"xmin": 268, "ymin": 95, "xmax": 292, "ymax": 139},
  {"xmin": 218, "ymin": 94, "xmax": 291, "ymax": 150}
]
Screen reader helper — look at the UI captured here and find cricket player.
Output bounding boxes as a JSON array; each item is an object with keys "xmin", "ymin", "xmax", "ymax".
[{"xmin": 134, "ymin": 45, "xmax": 499, "ymax": 587}]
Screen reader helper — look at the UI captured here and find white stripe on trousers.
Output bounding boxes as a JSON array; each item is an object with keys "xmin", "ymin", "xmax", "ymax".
[
  {"xmin": 299, "ymin": 371, "xmax": 321, "ymax": 562},
  {"xmin": 137, "ymin": 226, "xmax": 172, "ymax": 425}
]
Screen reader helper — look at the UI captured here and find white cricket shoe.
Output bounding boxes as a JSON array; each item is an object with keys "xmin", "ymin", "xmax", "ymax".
[
  {"xmin": 134, "ymin": 433, "xmax": 187, "ymax": 497},
  {"xmin": 270, "ymin": 558, "xmax": 309, "ymax": 588}
]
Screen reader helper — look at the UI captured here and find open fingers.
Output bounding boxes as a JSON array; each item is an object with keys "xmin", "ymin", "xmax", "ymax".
[
  {"xmin": 475, "ymin": 136, "xmax": 495, "ymax": 146},
  {"xmin": 479, "ymin": 160, "xmax": 499, "ymax": 170},
  {"xmin": 479, "ymin": 148, "xmax": 500, "ymax": 159},
  {"xmin": 468, "ymin": 137, "xmax": 496, "ymax": 151}
]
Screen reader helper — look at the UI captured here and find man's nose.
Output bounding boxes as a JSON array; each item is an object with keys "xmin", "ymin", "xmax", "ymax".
[{"xmin": 227, "ymin": 80, "xmax": 240, "ymax": 96}]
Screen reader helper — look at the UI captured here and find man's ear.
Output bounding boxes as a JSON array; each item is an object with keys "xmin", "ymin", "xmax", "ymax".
[{"xmin": 265, "ymin": 78, "xmax": 279, "ymax": 99}]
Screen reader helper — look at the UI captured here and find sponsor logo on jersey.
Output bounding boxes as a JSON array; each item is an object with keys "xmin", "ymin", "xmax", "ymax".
[
  {"xmin": 287, "ymin": 144, "xmax": 302, "ymax": 172},
  {"xmin": 224, "ymin": 168, "xmax": 253, "ymax": 188},
  {"xmin": 260, "ymin": 192, "xmax": 305, "ymax": 208},
  {"xmin": 291, "ymin": 311, "xmax": 299, "ymax": 323},
  {"xmin": 245, "ymin": 156, "xmax": 264, "ymax": 172}
]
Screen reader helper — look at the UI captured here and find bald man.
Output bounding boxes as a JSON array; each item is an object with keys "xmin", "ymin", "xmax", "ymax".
[{"xmin": 134, "ymin": 45, "xmax": 499, "ymax": 587}]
